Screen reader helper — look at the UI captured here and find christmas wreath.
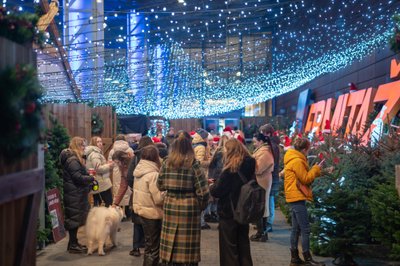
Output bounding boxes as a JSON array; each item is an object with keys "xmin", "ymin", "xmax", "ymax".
[
  {"xmin": 91, "ymin": 113, "xmax": 104, "ymax": 135},
  {"xmin": 0, "ymin": 64, "xmax": 44, "ymax": 161},
  {"xmin": 0, "ymin": 6, "xmax": 45, "ymax": 46}
]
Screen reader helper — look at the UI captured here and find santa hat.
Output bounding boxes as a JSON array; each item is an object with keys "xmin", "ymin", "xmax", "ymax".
[
  {"xmin": 284, "ymin": 136, "xmax": 291, "ymax": 150},
  {"xmin": 318, "ymin": 132, "xmax": 325, "ymax": 143},
  {"xmin": 152, "ymin": 137, "xmax": 161, "ymax": 143},
  {"xmin": 222, "ymin": 126, "xmax": 234, "ymax": 138},
  {"xmin": 349, "ymin": 82, "xmax": 358, "ymax": 93},
  {"xmin": 322, "ymin": 120, "xmax": 331, "ymax": 134},
  {"xmin": 235, "ymin": 133, "xmax": 245, "ymax": 144},
  {"xmin": 213, "ymin": 136, "xmax": 220, "ymax": 144},
  {"xmin": 190, "ymin": 131, "xmax": 196, "ymax": 138}
]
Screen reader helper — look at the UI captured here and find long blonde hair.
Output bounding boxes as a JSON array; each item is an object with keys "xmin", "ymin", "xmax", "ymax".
[
  {"xmin": 167, "ymin": 131, "xmax": 194, "ymax": 169},
  {"xmin": 69, "ymin": 137, "xmax": 86, "ymax": 164},
  {"xmin": 218, "ymin": 134, "xmax": 229, "ymax": 148},
  {"xmin": 223, "ymin": 138, "xmax": 250, "ymax": 172}
]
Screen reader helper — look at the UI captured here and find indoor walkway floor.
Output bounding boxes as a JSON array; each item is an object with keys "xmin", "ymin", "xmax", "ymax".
[{"xmin": 36, "ymin": 208, "xmax": 337, "ymax": 266}]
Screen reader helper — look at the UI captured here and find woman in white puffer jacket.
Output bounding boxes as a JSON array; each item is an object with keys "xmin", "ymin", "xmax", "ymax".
[
  {"xmin": 133, "ymin": 145, "xmax": 165, "ymax": 266},
  {"xmin": 85, "ymin": 136, "xmax": 114, "ymax": 206}
]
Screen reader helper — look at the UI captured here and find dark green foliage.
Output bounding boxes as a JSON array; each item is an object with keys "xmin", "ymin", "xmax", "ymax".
[
  {"xmin": 47, "ymin": 116, "xmax": 70, "ymax": 163},
  {"xmin": 91, "ymin": 113, "xmax": 104, "ymax": 135},
  {"xmin": 309, "ymin": 133, "xmax": 400, "ymax": 261},
  {"xmin": 310, "ymin": 138, "xmax": 378, "ymax": 257},
  {"xmin": 389, "ymin": 14, "xmax": 400, "ymax": 54},
  {"xmin": 0, "ymin": 65, "xmax": 44, "ymax": 161},
  {"xmin": 43, "ymin": 116, "xmax": 70, "ymax": 242},
  {"xmin": 368, "ymin": 138, "xmax": 400, "ymax": 260},
  {"xmin": 369, "ymin": 182, "xmax": 400, "ymax": 260},
  {"xmin": 0, "ymin": 6, "xmax": 45, "ymax": 46},
  {"xmin": 44, "ymin": 152, "xmax": 62, "ymax": 190}
]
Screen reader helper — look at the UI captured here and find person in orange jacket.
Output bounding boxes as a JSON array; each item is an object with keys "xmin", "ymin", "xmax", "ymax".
[{"xmin": 283, "ymin": 137, "xmax": 325, "ymax": 266}]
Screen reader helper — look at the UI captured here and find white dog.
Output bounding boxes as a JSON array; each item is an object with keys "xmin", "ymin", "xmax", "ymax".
[{"xmin": 85, "ymin": 206, "xmax": 124, "ymax": 256}]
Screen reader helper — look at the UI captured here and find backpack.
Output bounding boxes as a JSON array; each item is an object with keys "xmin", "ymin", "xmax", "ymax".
[{"xmin": 231, "ymin": 171, "xmax": 266, "ymax": 224}]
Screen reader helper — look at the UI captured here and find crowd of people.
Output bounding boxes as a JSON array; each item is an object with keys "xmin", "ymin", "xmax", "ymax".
[{"xmin": 59, "ymin": 124, "xmax": 329, "ymax": 266}]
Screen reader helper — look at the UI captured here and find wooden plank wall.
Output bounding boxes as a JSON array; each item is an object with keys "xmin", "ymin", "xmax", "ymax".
[
  {"xmin": 0, "ymin": 37, "xmax": 38, "ymax": 174},
  {"xmin": 169, "ymin": 118, "xmax": 202, "ymax": 133},
  {"xmin": 0, "ymin": 37, "xmax": 35, "ymax": 69},
  {"xmin": 43, "ymin": 103, "xmax": 92, "ymax": 141},
  {"xmin": 92, "ymin": 106, "xmax": 115, "ymax": 139},
  {"xmin": 0, "ymin": 37, "xmax": 44, "ymax": 266},
  {"xmin": 43, "ymin": 104, "xmax": 116, "ymax": 142}
]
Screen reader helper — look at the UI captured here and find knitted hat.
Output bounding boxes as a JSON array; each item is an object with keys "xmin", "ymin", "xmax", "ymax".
[{"xmin": 322, "ymin": 120, "xmax": 331, "ymax": 134}]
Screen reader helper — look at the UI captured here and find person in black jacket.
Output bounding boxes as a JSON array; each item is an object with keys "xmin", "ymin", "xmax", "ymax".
[
  {"xmin": 59, "ymin": 137, "xmax": 94, "ymax": 254},
  {"xmin": 210, "ymin": 138, "xmax": 256, "ymax": 266}
]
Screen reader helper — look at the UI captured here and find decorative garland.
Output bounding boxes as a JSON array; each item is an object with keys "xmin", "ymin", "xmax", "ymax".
[
  {"xmin": 0, "ymin": 64, "xmax": 44, "ymax": 161},
  {"xmin": 0, "ymin": 6, "xmax": 45, "ymax": 46},
  {"xmin": 91, "ymin": 113, "xmax": 104, "ymax": 135},
  {"xmin": 390, "ymin": 14, "xmax": 400, "ymax": 54}
]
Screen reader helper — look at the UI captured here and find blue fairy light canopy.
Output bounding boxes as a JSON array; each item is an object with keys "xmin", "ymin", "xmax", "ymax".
[{"xmin": 4, "ymin": 0, "xmax": 400, "ymax": 118}]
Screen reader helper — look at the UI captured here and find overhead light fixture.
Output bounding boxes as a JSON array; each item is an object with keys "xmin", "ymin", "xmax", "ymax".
[{"xmin": 178, "ymin": 0, "xmax": 185, "ymax": 3}]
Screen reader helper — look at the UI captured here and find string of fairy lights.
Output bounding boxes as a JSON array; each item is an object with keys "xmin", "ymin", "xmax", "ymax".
[{"xmin": 3, "ymin": 0, "xmax": 400, "ymax": 118}]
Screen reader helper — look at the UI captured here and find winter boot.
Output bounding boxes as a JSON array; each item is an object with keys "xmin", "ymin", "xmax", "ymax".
[
  {"xmin": 290, "ymin": 248, "xmax": 305, "ymax": 266},
  {"xmin": 250, "ymin": 232, "xmax": 268, "ymax": 242},
  {"xmin": 302, "ymin": 251, "xmax": 325, "ymax": 266}
]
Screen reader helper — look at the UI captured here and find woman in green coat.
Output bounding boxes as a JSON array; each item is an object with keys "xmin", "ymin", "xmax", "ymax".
[{"xmin": 157, "ymin": 131, "xmax": 209, "ymax": 265}]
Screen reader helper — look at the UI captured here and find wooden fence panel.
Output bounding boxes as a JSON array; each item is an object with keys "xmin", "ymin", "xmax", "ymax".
[
  {"xmin": 92, "ymin": 106, "xmax": 115, "ymax": 139},
  {"xmin": 43, "ymin": 103, "xmax": 91, "ymax": 141},
  {"xmin": 0, "ymin": 37, "xmax": 35, "ymax": 69},
  {"xmin": 0, "ymin": 37, "xmax": 44, "ymax": 266}
]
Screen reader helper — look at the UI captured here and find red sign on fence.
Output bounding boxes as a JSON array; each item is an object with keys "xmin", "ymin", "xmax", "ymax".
[{"xmin": 46, "ymin": 188, "xmax": 66, "ymax": 243}]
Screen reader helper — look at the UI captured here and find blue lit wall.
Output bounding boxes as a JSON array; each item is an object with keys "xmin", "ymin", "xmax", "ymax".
[
  {"xmin": 127, "ymin": 11, "xmax": 147, "ymax": 101},
  {"xmin": 63, "ymin": 0, "xmax": 104, "ymax": 101}
]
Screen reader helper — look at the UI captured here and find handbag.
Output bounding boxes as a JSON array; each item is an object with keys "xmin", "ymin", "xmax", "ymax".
[{"xmin": 296, "ymin": 179, "xmax": 312, "ymax": 198}]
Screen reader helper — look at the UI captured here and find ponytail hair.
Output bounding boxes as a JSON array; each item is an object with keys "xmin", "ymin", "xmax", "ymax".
[{"xmin": 255, "ymin": 133, "xmax": 272, "ymax": 147}]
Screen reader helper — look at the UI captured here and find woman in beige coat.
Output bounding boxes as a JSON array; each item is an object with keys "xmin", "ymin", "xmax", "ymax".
[
  {"xmin": 108, "ymin": 135, "xmax": 134, "ymax": 210},
  {"xmin": 250, "ymin": 133, "xmax": 274, "ymax": 242}
]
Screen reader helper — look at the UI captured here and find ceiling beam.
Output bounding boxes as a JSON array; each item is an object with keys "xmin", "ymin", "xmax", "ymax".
[{"xmin": 40, "ymin": 0, "xmax": 81, "ymax": 100}]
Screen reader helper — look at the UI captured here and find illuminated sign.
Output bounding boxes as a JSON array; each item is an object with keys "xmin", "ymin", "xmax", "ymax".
[{"xmin": 304, "ymin": 59, "xmax": 400, "ymax": 143}]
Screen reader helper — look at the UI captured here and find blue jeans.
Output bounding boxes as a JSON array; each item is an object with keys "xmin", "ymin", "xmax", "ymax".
[
  {"xmin": 289, "ymin": 201, "xmax": 310, "ymax": 252},
  {"xmin": 267, "ymin": 195, "xmax": 275, "ymax": 226}
]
